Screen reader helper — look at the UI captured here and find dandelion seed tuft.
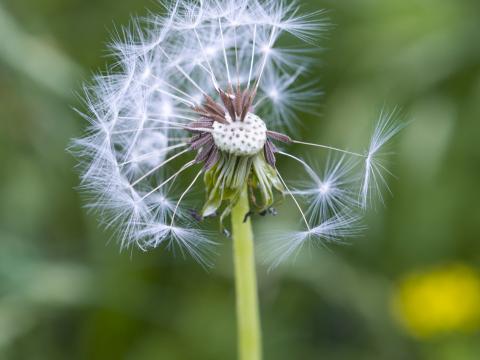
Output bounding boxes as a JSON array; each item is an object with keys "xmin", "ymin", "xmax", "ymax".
[{"xmin": 72, "ymin": 0, "xmax": 404, "ymax": 265}]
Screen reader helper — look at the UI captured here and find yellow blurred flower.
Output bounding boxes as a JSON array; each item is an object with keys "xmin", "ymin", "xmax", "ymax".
[{"xmin": 392, "ymin": 264, "xmax": 480, "ymax": 339}]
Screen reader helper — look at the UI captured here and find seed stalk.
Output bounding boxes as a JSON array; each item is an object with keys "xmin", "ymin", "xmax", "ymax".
[{"xmin": 231, "ymin": 185, "xmax": 262, "ymax": 360}]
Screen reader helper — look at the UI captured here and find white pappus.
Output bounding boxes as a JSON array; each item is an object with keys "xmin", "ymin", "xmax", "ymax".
[{"xmin": 72, "ymin": 0, "xmax": 403, "ymax": 266}]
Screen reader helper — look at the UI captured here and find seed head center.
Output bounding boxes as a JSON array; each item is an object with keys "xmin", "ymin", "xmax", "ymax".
[{"xmin": 212, "ymin": 113, "xmax": 267, "ymax": 156}]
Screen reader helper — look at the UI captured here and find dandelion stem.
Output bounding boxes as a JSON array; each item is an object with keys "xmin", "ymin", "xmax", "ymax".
[{"xmin": 231, "ymin": 186, "xmax": 262, "ymax": 360}]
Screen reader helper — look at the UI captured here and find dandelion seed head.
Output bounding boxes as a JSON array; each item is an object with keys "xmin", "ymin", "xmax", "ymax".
[
  {"xmin": 72, "ymin": 0, "xmax": 403, "ymax": 265},
  {"xmin": 212, "ymin": 113, "xmax": 267, "ymax": 156}
]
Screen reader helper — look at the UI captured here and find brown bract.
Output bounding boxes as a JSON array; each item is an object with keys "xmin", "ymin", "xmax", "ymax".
[{"xmin": 187, "ymin": 86, "xmax": 292, "ymax": 168}]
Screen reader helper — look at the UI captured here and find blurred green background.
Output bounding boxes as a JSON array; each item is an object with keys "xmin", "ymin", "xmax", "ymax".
[{"xmin": 1, "ymin": 0, "xmax": 480, "ymax": 359}]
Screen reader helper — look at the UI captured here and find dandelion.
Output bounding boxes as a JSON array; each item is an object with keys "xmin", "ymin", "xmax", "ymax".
[
  {"xmin": 72, "ymin": 1, "xmax": 403, "ymax": 359},
  {"xmin": 392, "ymin": 264, "xmax": 480, "ymax": 339}
]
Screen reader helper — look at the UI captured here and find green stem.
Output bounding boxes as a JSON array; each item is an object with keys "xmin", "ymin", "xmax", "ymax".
[{"xmin": 231, "ymin": 186, "xmax": 262, "ymax": 360}]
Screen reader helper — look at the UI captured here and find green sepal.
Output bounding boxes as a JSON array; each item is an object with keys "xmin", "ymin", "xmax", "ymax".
[{"xmin": 201, "ymin": 152, "xmax": 284, "ymax": 231}]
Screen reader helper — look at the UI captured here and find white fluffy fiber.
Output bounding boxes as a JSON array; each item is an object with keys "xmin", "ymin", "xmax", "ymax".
[{"xmin": 72, "ymin": 0, "xmax": 401, "ymax": 266}]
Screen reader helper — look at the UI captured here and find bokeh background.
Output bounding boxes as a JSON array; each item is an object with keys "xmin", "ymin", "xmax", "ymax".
[{"xmin": 1, "ymin": 0, "xmax": 480, "ymax": 359}]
